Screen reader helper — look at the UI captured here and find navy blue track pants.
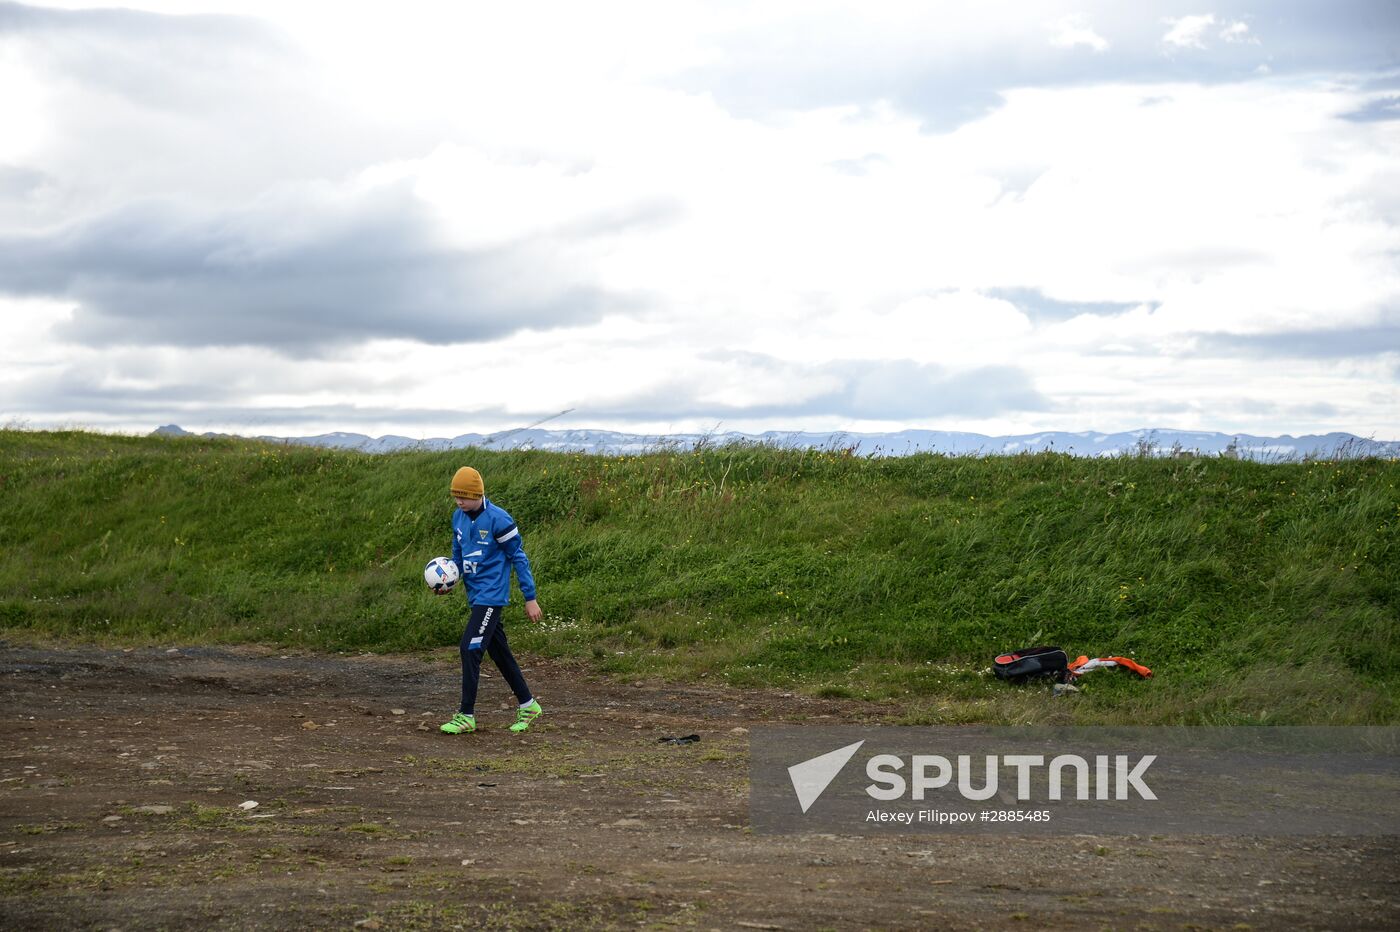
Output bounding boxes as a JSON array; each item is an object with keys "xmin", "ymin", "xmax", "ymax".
[{"xmin": 459, "ymin": 603, "xmax": 532, "ymax": 715}]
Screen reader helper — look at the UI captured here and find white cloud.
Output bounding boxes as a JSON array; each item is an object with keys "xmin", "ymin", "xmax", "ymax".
[
  {"xmin": 1219, "ymin": 20, "xmax": 1256, "ymax": 44},
  {"xmin": 0, "ymin": 53, "xmax": 48, "ymax": 164},
  {"xmin": 1049, "ymin": 14, "xmax": 1109, "ymax": 52},
  {"xmin": 1162, "ymin": 14, "xmax": 1216, "ymax": 49},
  {"xmin": 0, "ymin": 1, "xmax": 1397, "ymax": 439}
]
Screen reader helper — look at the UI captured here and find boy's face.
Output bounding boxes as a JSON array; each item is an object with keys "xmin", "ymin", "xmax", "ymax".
[{"xmin": 454, "ymin": 495, "xmax": 483, "ymax": 511}]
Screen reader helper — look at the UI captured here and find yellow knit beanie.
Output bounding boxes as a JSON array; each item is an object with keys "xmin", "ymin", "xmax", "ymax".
[{"xmin": 450, "ymin": 466, "xmax": 484, "ymax": 499}]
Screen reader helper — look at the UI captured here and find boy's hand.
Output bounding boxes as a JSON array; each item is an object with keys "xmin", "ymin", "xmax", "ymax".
[{"xmin": 525, "ymin": 599, "xmax": 543, "ymax": 622}]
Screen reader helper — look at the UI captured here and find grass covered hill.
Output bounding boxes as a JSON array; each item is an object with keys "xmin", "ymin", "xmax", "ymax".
[{"xmin": 1, "ymin": 429, "xmax": 1396, "ymax": 724}]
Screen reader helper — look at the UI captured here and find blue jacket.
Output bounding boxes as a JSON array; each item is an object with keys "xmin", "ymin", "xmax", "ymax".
[{"xmin": 451, "ymin": 498, "xmax": 537, "ymax": 606}]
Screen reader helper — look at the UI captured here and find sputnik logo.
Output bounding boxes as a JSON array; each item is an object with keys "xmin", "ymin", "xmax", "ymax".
[{"xmin": 788, "ymin": 740, "xmax": 865, "ymax": 813}]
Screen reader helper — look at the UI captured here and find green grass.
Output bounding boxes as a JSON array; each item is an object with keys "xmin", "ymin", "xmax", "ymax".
[{"xmin": 1, "ymin": 429, "xmax": 1397, "ymax": 724}]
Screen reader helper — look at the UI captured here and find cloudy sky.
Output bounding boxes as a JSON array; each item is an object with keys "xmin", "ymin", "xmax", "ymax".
[{"xmin": 1, "ymin": 1, "xmax": 1397, "ymax": 439}]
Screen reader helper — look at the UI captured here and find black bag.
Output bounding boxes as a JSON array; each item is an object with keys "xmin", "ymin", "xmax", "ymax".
[{"xmin": 993, "ymin": 646, "xmax": 1069, "ymax": 683}]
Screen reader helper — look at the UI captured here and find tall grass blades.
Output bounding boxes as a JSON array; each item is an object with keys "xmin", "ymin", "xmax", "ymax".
[{"xmin": 1, "ymin": 430, "xmax": 1396, "ymax": 724}]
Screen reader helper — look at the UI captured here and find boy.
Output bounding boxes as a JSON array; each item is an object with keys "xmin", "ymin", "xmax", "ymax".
[{"xmin": 437, "ymin": 466, "xmax": 544, "ymax": 735}]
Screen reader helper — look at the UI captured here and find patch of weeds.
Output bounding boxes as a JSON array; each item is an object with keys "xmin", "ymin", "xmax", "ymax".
[
  {"xmin": 372, "ymin": 897, "xmax": 650, "ymax": 931},
  {"xmin": 47, "ymin": 865, "xmax": 147, "ymax": 892},
  {"xmin": 565, "ymin": 861, "xmax": 607, "ymax": 875},
  {"xmin": 412, "ymin": 747, "xmax": 594, "ymax": 778},
  {"xmin": 0, "ymin": 867, "xmax": 45, "ymax": 896},
  {"xmin": 611, "ymin": 773, "xmax": 696, "ymax": 792},
  {"xmin": 176, "ymin": 802, "xmax": 232, "ymax": 829},
  {"xmin": 211, "ymin": 862, "xmax": 260, "ymax": 880},
  {"xmin": 358, "ymin": 887, "xmax": 679, "ymax": 930},
  {"xmin": 13, "ymin": 821, "xmax": 82, "ymax": 835}
]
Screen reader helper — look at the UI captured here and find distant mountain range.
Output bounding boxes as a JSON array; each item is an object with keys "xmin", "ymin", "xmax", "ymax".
[{"xmin": 150, "ymin": 425, "xmax": 1399, "ymax": 460}]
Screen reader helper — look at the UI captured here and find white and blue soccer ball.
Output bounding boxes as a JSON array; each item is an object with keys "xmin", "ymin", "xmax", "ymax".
[{"xmin": 424, "ymin": 556, "xmax": 460, "ymax": 593}]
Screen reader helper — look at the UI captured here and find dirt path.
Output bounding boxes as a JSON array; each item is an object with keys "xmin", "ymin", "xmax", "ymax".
[{"xmin": 1, "ymin": 644, "xmax": 1396, "ymax": 930}]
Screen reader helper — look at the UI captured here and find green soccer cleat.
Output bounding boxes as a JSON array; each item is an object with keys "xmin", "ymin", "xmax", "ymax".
[
  {"xmin": 440, "ymin": 712, "xmax": 476, "ymax": 735},
  {"xmin": 509, "ymin": 699, "xmax": 543, "ymax": 733}
]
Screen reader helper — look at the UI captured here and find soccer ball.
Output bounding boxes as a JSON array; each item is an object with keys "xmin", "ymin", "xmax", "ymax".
[{"xmin": 424, "ymin": 556, "xmax": 460, "ymax": 593}]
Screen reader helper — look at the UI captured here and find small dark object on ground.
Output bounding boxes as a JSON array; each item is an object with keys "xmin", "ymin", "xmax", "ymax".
[{"xmin": 658, "ymin": 734, "xmax": 700, "ymax": 745}]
